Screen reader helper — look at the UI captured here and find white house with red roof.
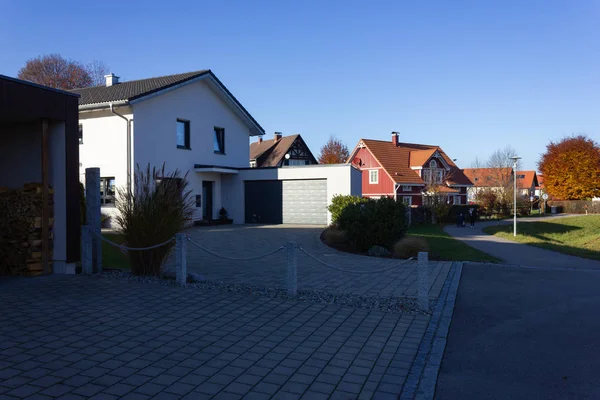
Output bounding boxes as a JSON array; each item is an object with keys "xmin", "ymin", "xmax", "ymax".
[{"xmin": 347, "ymin": 132, "xmax": 472, "ymax": 206}]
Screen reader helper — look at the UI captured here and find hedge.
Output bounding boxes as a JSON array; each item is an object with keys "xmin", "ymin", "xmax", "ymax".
[
  {"xmin": 337, "ymin": 197, "xmax": 408, "ymax": 252},
  {"xmin": 547, "ymin": 200, "xmax": 600, "ymax": 214},
  {"xmin": 328, "ymin": 194, "xmax": 369, "ymax": 225}
]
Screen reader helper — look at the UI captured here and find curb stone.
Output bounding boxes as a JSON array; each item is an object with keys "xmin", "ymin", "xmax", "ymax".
[{"xmin": 399, "ymin": 261, "xmax": 463, "ymax": 400}]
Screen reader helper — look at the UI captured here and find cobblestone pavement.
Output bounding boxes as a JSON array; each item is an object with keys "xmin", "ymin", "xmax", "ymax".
[
  {"xmin": 0, "ymin": 275, "xmax": 434, "ymax": 400},
  {"xmin": 164, "ymin": 225, "xmax": 451, "ymax": 299}
]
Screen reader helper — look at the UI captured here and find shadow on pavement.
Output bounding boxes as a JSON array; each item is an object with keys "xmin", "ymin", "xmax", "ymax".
[{"xmin": 435, "ymin": 263, "xmax": 600, "ymax": 400}]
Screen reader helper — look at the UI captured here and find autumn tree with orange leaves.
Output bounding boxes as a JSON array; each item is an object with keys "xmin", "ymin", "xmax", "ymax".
[
  {"xmin": 318, "ymin": 136, "xmax": 350, "ymax": 164},
  {"xmin": 538, "ymin": 135, "xmax": 600, "ymax": 200}
]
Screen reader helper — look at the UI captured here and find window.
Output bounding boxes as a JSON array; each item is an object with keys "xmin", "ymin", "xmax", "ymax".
[
  {"xmin": 402, "ymin": 185, "xmax": 411, "ymax": 192},
  {"xmin": 176, "ymin": 119, "xmax": 190, "ymax": 149},
  {"xmin": 435, "ymin": 170, "xmax": 444, "ymax": 184},
  {"xmin": 369, "ymin": 169, "xmax": 378, "ymax": 184},
  {"xmin": 78, "ymin": 124, "xmax": 83, "ymax": 144},
  {"xmin": 423, "ymin": 169, "xmax": 432, "ymax": 183},
  {"xmin": 288, "ymin": 159, "xmax": 309, "ymax": 166},
  {"xmin": 250, "ymin": 160, "xmax": 257, "ymax": 168},
  {"xmin": 454, "ymin": 195, "xmax": 462, "ymax": 205},
  {"xmin": 430, "ymin": 160, "xmax": 437, "ymax": 168},
  {"xmin": 100, "ymin": 177, "xmax": 115, "ymax": 206},
  {"xmin": 402, "ymin": 196, "xmax": 412, "ymax": 206},
  {"xmin": 214, "ymin": 127, "xmax": 225, "ymax": 154}
]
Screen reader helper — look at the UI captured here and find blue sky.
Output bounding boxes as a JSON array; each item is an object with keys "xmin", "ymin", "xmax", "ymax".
[{"xmin": 2, "ymin": 0, "xmax": 598, "ymax": 171}]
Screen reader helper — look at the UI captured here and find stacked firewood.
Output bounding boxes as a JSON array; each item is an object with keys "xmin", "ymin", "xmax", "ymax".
[{"xmin": 0, "ymin": 183, "xmax": 54, "ymax": 276}]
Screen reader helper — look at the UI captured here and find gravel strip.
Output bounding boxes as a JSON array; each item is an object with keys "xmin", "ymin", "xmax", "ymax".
[{"xmin": 94, "ymin": 269, "xmax": 433, "ymax": 314}]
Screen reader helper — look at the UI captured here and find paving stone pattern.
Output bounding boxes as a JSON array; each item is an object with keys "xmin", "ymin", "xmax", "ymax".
[
  {"xmin": 0, "ymin": 275, "xmax": 431, "ymax": 399},
  {"xmin": 164, "ymin": 225, "xmax": 451, "ymax": 299}
]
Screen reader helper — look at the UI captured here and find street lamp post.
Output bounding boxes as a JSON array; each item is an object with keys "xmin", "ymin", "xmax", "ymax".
[{"xmin": 510, "ymin": 156, "xmax": 521, "ymax": 236}]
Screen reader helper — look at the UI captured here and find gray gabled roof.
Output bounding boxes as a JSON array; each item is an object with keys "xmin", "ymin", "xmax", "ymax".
[
  {"xmin": 70, "ymin": 70, "xmax": 210, "ymax": 106},
  {"xmin": 70, "ymin": 69, "xmax": 265, "ymax": 135}
]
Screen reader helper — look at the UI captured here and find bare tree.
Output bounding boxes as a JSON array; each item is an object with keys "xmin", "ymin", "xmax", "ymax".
[
  {"xmin": 86, "ymin": 60, "xmax": 109, "ymax": 87},
  {"xmin": 17, "ymin": 54, "xmax": 109, "ymax": 90}
]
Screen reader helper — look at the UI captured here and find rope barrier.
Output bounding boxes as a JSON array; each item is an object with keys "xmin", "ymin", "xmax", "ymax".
[
  {"xmin": 186, "ymin": 237, "xmax": 284, "ymax": 261},
  {"xmin": 92, "ymin": 231, "xmax": 175, "ymax": 251},
  {"xmin": 297, "ymin": 246, "xmax": 414, "ymax": 274}
]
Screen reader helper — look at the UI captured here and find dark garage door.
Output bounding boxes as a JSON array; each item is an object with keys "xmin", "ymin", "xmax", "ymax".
[{"xmin": 244, "ymin": 180, "xmax": 282, "ymax": 224}]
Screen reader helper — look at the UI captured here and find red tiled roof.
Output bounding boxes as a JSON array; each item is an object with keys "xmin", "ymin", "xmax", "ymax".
[
  {"xmin": 537, "ymin": 174, "xmax": 544, "ymax": 188},
  {"xmin": 355, "ymin": 139, "xmax": 472, "ymax": 186},
  {"xmin": 462, "ymin": 168, "xmax": 513, "ymax": 188},
  {"xmin": 249, "ymin": 135, "xmax": 299, "ymax": 167},
  {"xmin": 409, "ymin": 149, "xmax": 437, "ymax": 167},
  {"xmin": 516, "ymin": 170, "xmax": 538, "ymax": 189}
]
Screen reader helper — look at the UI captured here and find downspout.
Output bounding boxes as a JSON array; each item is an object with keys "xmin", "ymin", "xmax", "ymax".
[{"xmin": 110, "ymin": 103, "xmax": 132, "ymax": 194}]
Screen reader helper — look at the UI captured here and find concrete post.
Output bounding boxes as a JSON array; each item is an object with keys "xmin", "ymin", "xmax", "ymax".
[
  {"xmin": 417, "ymin": 252, "xmax": 429, "ymax": 311},
  {"xmin": 81, "ymin": 225, "xmax": 93, "ymax": 275},
  {"xmin": 85, "ymin": 168, "xmax": 102, "ymax": 273},
  {"xmin": 286, "ymin": 242, "xmax": 297, "ymax": 296},
  {"xmin": 175, "ymin": 233, "xmax": 187, "ymax": 287}
]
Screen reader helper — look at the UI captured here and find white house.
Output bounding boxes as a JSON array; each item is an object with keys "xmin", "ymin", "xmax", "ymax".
[
  {"xmin": 73, "ymin": 70, "xmax": 361, "ymax": 226},
  {"xmin": 73, "ymin": 70, "xmax": 265, "ymax": 223}
]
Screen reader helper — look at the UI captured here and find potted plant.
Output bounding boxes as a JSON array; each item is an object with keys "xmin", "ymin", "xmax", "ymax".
[
  {"xmin": 218, "ymin": 207, "xmax": 233, "ymax": 224},
  {"xmin": 219, "ymin": 207, "xmax": 228, "ymax": 221}
]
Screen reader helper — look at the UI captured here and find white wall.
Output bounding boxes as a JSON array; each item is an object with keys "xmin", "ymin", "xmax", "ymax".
[
  {"xmin": 131, "ymin": 79, "xmax": 253, "ymax": 220},
  {"xmin": 0, "ymin": 123, "xmax": 42, "ymax": 187},
  {"xmin": 79, "ymin": 108, "xmax": 131, "ymax": 222},
  {"xmin": 225, "ymin": 164, "xmax": 362, "ymax": 225}
]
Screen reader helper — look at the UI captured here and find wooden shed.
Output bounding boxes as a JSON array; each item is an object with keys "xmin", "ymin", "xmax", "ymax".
[{"xmin": 0, "ymin": 75, "xmax": 80, "ymax": 275}]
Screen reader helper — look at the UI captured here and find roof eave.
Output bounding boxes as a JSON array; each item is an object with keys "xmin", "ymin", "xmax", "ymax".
[{"xmin": 79, "ymin": 100, "xmax": 129, "ymax": 111}]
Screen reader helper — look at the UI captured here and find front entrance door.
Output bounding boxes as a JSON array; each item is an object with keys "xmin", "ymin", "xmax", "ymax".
[{"xmin": 202, "ymin": 181, "xmax": 214, "ymax": 220}]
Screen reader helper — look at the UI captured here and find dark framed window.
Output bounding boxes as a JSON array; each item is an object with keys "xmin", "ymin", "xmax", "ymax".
[
  {"xmin": 214, "ymin": 127, "xmax": 225, "ymax": 154},
  {"xmin": 100, "ymin": 177, "xmax": 116, "ymax": 206},
  {"xmin": 176, "ymin": 119, "xmax": 190, "ymax": 149},
  {"xmin": 78, "ymin": 124, "xmax": 83, "ymax": 144}
]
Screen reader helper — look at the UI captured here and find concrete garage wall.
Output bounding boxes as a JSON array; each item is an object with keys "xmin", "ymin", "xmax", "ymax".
[{"xmin": 225, "ymin": 164, "xmax": 362, "ymax": 225}]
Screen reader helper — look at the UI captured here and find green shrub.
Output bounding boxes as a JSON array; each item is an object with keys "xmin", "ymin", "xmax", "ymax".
[
  {"xmin": 115, "ymin": 163, "xmax": 194, "ymax": 276},
  {"xmin": 393, "ymin": 236, "xmax": 430, "ymax": 258},
  {"xmin": 337, "ymin": 197, "xmax": 408, "ymax": 252},
  {"xmin": 442, "ymin": 204, "xmax": 481, "ymax": 223},
  {"xmin": 328, "ymin": 194, "xmax": 369, "ymax": 225},
  {"xmin": 322, "ymin": 227, "xmax": 348, "ymax": 246}
]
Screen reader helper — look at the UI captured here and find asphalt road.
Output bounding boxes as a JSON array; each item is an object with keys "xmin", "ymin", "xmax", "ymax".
[{"xmin": 435, "ymin": 263, "xmax": 600, "ymax": 400}]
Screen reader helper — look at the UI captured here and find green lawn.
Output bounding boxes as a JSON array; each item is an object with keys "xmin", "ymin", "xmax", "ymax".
[
  {"xmin": 102, "ymin": 233, "xmax": 130, "ymax": 269},
  {"xmin": 407, "ymin": 224, "xmax": 500, "ymax": 262},
  {"xmin": 483, "ymin": 215, "xmax": 600, "ymax": 261}
]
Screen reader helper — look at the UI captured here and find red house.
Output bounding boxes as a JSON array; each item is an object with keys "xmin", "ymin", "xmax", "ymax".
[{"xmin": 347, "ymin": 132, "xmax": 472, "ymax": 206}]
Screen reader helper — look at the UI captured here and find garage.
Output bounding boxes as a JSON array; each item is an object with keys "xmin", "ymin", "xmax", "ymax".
[
  {"xmin": 244, "ymin": 179, "xmax": 327, "ymax": 225},
  {"xmin": 282, "ymin": 179, "xmax": 327, "ymax": 224},
  {"xmin": 244, "ymin": 180, "xmax": 282, "ymax": 224},
  {"xmin": 225, "ymin": 163, "xmax": 361, "ymax": 225}
]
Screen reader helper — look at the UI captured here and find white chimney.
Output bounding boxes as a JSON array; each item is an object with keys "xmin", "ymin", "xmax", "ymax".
[{"xmin": 104, "ymin": 73, "xmax": 119, "ymax": 87}]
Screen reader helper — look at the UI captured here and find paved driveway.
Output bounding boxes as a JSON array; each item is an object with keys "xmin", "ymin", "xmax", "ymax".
[
  {"xmin": 164, "ymin": 225, "xmax": 451, "ymax": 300},
  {"xmin": 0, "ymin": 275, "xmax": 432, "ymax": 400}
]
